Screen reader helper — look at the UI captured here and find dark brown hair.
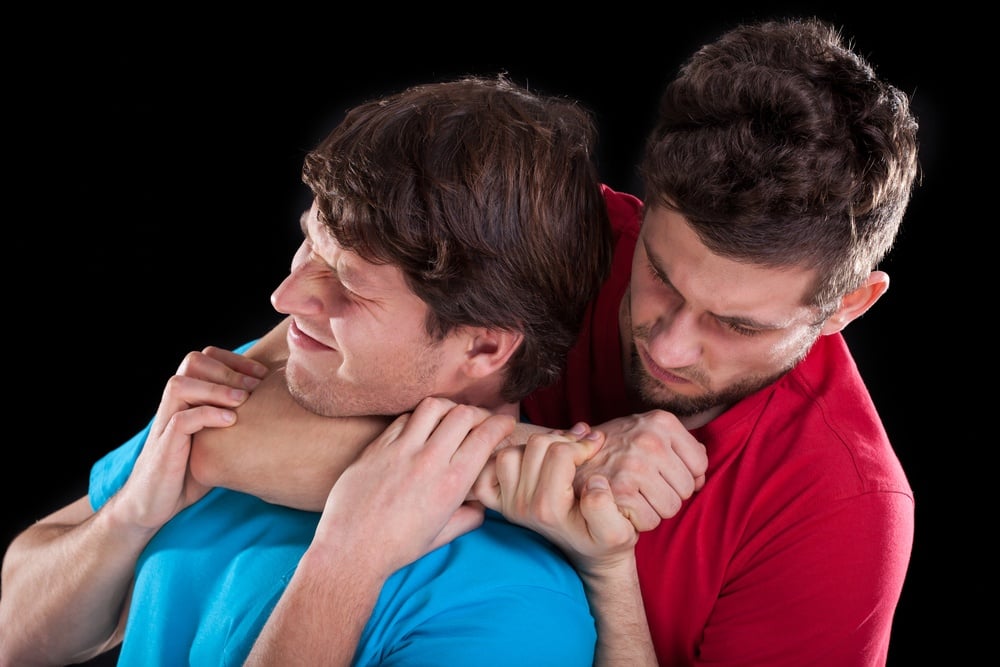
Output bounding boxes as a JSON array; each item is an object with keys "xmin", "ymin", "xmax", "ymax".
[
  {"xmin": 302, "ymin": 74, "xmax": 612, "ymax": 401},
  {"xmin": 641, "ymin": 17, "xmax": 920, "ymax": 314}
]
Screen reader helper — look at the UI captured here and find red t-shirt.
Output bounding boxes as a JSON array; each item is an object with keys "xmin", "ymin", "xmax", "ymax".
[{"xmin": 522, "ymin": 185, "xmax": 915, "ymax": 666}]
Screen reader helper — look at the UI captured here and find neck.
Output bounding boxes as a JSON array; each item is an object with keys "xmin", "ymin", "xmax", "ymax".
[{"xmin": 448, "ymin": 385, "xmax": 520, "ymax": 418}]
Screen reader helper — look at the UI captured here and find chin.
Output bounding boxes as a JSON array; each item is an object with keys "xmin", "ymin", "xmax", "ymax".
[{"xmin": 282, "ymin": 362, "xmax": 324, "ymax": 412}]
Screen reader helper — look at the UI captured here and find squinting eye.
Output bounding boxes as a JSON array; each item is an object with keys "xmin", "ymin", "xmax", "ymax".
[
  {"xmin": 647, "ymin": 262, "xmax": 667, "ymax": 285},
  {"xmin": 726, "ymin": 322, "xmax": 760, "ymax": 337}
]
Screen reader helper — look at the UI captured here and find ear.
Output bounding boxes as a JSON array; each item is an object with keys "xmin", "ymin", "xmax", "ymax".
[
  {"xmin": 464, "ymin": 328, "xmax": 524, "ymax": 380},
  {"xmin": 820, "ymin": 271, "xmax": 890, "ymax": 335}
]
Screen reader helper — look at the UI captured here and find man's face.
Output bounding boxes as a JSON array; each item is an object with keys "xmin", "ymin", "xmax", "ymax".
[
  {"xmin": 623, "ymin": 205, "xmax": 825, "ymax": 428},
  {"xmin": 272, "ymin": 202, "xmax": 469, "ymax": 417}
]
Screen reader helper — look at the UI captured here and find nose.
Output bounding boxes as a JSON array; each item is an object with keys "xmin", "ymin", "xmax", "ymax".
[
  {"xmin": 271, "ymin": 265, "xmax": 324, "ymax": 316},
  {"xmin": 646, "ymin": 307, "xmax": 702, "ymax": 369}
]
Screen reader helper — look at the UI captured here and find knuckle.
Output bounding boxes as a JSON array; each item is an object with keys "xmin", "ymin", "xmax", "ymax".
[
  {"xmin": 633, "ymin": 510, "xmax": 661, "ymax": 532},
  {"xmin": 452, "ymin": 403, "xmax": 489, "ymax": 426},
  {"xmin": 608, "ymin": 475, "xmax": 639, "ymax": 500},
  {"xmin": 418, "ymin": 396, "xmax": 444, "ymax": 409},
  {"xmin": 495, "ymin": 445, "xmax": 523, "ymax": 465},
  {"xmin": 449, "ymin": 403, "xmax": 475, "ymax": 419},
  {"xmin": 528, "ymin": 498, "xmax": 560, "ymax": 527},
  {"xmin": 164, "ymin": 374, "xmax": 189, "ymax": 393},
  {"xmin": 549, "ymin": 441, "xmax": 578, "ymax": 460},
  {"xmin": 647, "ymin": 408, "xmax": 682, "ymax": 427},
  {"xmin": 176, "ymin": 350, "xmax": 202, "ymax": 374},
  {"xmin": 663, "ymin": 493, "xmax": 683, "ymax": 518}
]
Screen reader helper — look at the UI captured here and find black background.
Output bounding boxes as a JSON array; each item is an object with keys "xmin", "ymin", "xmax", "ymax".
[{"xmin": 4, "ymin": 4, "xmax": 958, "ymax": 665}]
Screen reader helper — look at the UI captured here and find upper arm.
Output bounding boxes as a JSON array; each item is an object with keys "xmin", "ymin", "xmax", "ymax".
[{"xmin": 698, "ymin": 491, "xmax": 913, "ymax": 666}]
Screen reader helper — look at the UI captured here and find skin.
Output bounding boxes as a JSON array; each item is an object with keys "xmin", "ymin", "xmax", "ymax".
[
  {"xmin": 5, "ymin": 196, "xmax": 879, "ymax": 667},
  {"xmin": 620, "ymin": 204, "xmax": 863, "ymax": 429},
  {"xmin": 279, "ymin": 203, "xmax": 521, "ymax": 418}
]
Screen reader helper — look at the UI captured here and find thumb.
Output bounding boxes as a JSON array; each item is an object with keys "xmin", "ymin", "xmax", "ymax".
[
  {"xmin": 581, "ymin": 474, "xmax": 615, "ymax": 506},
  {"xmin": 568, "ymin": 426, "xmax": 606, "ymax": 466},
  {"xmin": 470, "ymin": 456, "xmax": 501, "ymax": 510},
  {"xmin": 580, "ymin": 474, "xmax": 636, "ymax": 543},
  {"xmin": 432, "ymin": 503, "xmax": 487, "ymax": 551}
]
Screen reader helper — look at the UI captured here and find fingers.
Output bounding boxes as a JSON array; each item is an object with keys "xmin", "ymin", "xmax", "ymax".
[
  {"xmin": 160, "ymin": 402, "xmax": 241, "ymax": 438},
  {"xmin": 520, "ymin": 429, "xmax": 604, "ymax": 517},
  {"xmin": 316, "ymin": 399, "xmax": 510, "ymax": 576},
  {"xmin": 526, "ymin": 423, "xmax": 605, "ymax": 468},
  {"xmin": 629, "ymin": 442, "xmax": 705, "ymax": 528},
  {"xmin": 578, "ymin": 410, "xmax": 709, "ymax": 531},
  {"xmin": 119, "ymin": 347, "xmax": 267, "ymax": 529},
  {"xmin": 392, "ymin": 397, "xmax": 514, "ymax": 470},
  {"xmin": 579, "ymin": 476, "xmax": 637, "ymax": 548},
  {"xmin": 480, "ymin": 428, "xmax": 640, "ymax": 570},
  {"xmin": 165, "ymin": 373, "xmax": 251, "ymax": 410},
  {"xmin": 488, "ymin": 425, "xmax": 604, "ymax": 526},
  {"xmin": 449, "ymin": 411, "xmax": 516, "ymax": 471},
  {"xmin": 674, "ymin": 440, "xmax": 709, "ymax": 492},
  {"xmin": 472, "ymin": 455, "xmax": 502, "ymax": 509},
  {"xmin": 182, "ymin": 347, "xmax": 269, "ymax": 391},
  {"xmin": 430, "ymin": 502, "xmax": 487, "ymax": 551},
  {"xmin": 611, "ymin": 447, "xmax": 694, "ymax": 531},
  {"xmin": 608, "ymin": 480, "xmax": 672, "ymax": 533},
  {"xmin": 152, "ymin": 349, "xmax": 269, "ymax": 433}
]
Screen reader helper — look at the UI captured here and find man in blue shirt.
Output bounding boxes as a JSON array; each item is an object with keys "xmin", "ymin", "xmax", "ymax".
[{"xmin": 1, "ymin": 74, "xmax": 614, "ymax": 666}]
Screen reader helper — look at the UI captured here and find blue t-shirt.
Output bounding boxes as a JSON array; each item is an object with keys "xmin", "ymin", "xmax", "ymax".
[{"xmin": 90, "ymin": 353, "xmax": 596, "ymax": 666}]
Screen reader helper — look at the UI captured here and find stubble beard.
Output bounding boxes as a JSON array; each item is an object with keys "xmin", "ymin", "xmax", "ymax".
[
  {"xmin": 624, "ymin": 333, "xmax": 810, "ymax": 420},
  {"xmin": 282, "ymin": 344, "xmax": 446, "ymax": 419}
]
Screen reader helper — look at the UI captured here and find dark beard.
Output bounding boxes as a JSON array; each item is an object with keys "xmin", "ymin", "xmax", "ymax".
[{"xmin": 624, "ymin": 344, "xmax": 802, "ymax": 419}]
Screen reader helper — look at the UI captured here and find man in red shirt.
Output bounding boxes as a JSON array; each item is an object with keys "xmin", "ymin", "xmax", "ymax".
[{"xmin": 485, "ymin": 18, "xmax": 918, "ymax": 665}]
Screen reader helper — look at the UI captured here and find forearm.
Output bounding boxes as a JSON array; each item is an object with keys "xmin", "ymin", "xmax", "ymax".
[
  {"xmin": 245, "ymin": 544, "xmax": 383, "ymax": 667},
  {"xmin": 0, "ymin": 497, "xmax": 156, "ymax": 665},
  {"xmin": 190, "ymin": 371, "xmax": 390, "ymax": 510},
  {"xmin": 582, "ymin": 561, "xmax": 658, "ymax": 667}
]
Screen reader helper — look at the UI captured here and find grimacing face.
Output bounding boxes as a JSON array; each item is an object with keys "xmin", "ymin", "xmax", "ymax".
[
  {"xmin": 622, "ymin": 205, "xmax": 825, "ymax": 428},
  {"xmin": 271, "ymin": 202, "xmax": 471, "ymax": 418}
]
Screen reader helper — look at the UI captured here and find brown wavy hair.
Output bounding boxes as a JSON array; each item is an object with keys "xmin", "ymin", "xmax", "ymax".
[
  {"xmin": 641, "ymin": 17, "xmax": 920, "ymax": 316},
  {"xmin": 302, "ymin": 74, "xmax": 613, "ymax": 402}
]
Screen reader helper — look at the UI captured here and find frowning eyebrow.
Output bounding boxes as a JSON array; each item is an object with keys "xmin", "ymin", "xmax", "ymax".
[
  {"xmin": 298, "ymin": 206, "xmax": 379, "ymax": 295},
  {"xmin": 642, "ymin": 239, "xmax": 786, "ymax": 332}
]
